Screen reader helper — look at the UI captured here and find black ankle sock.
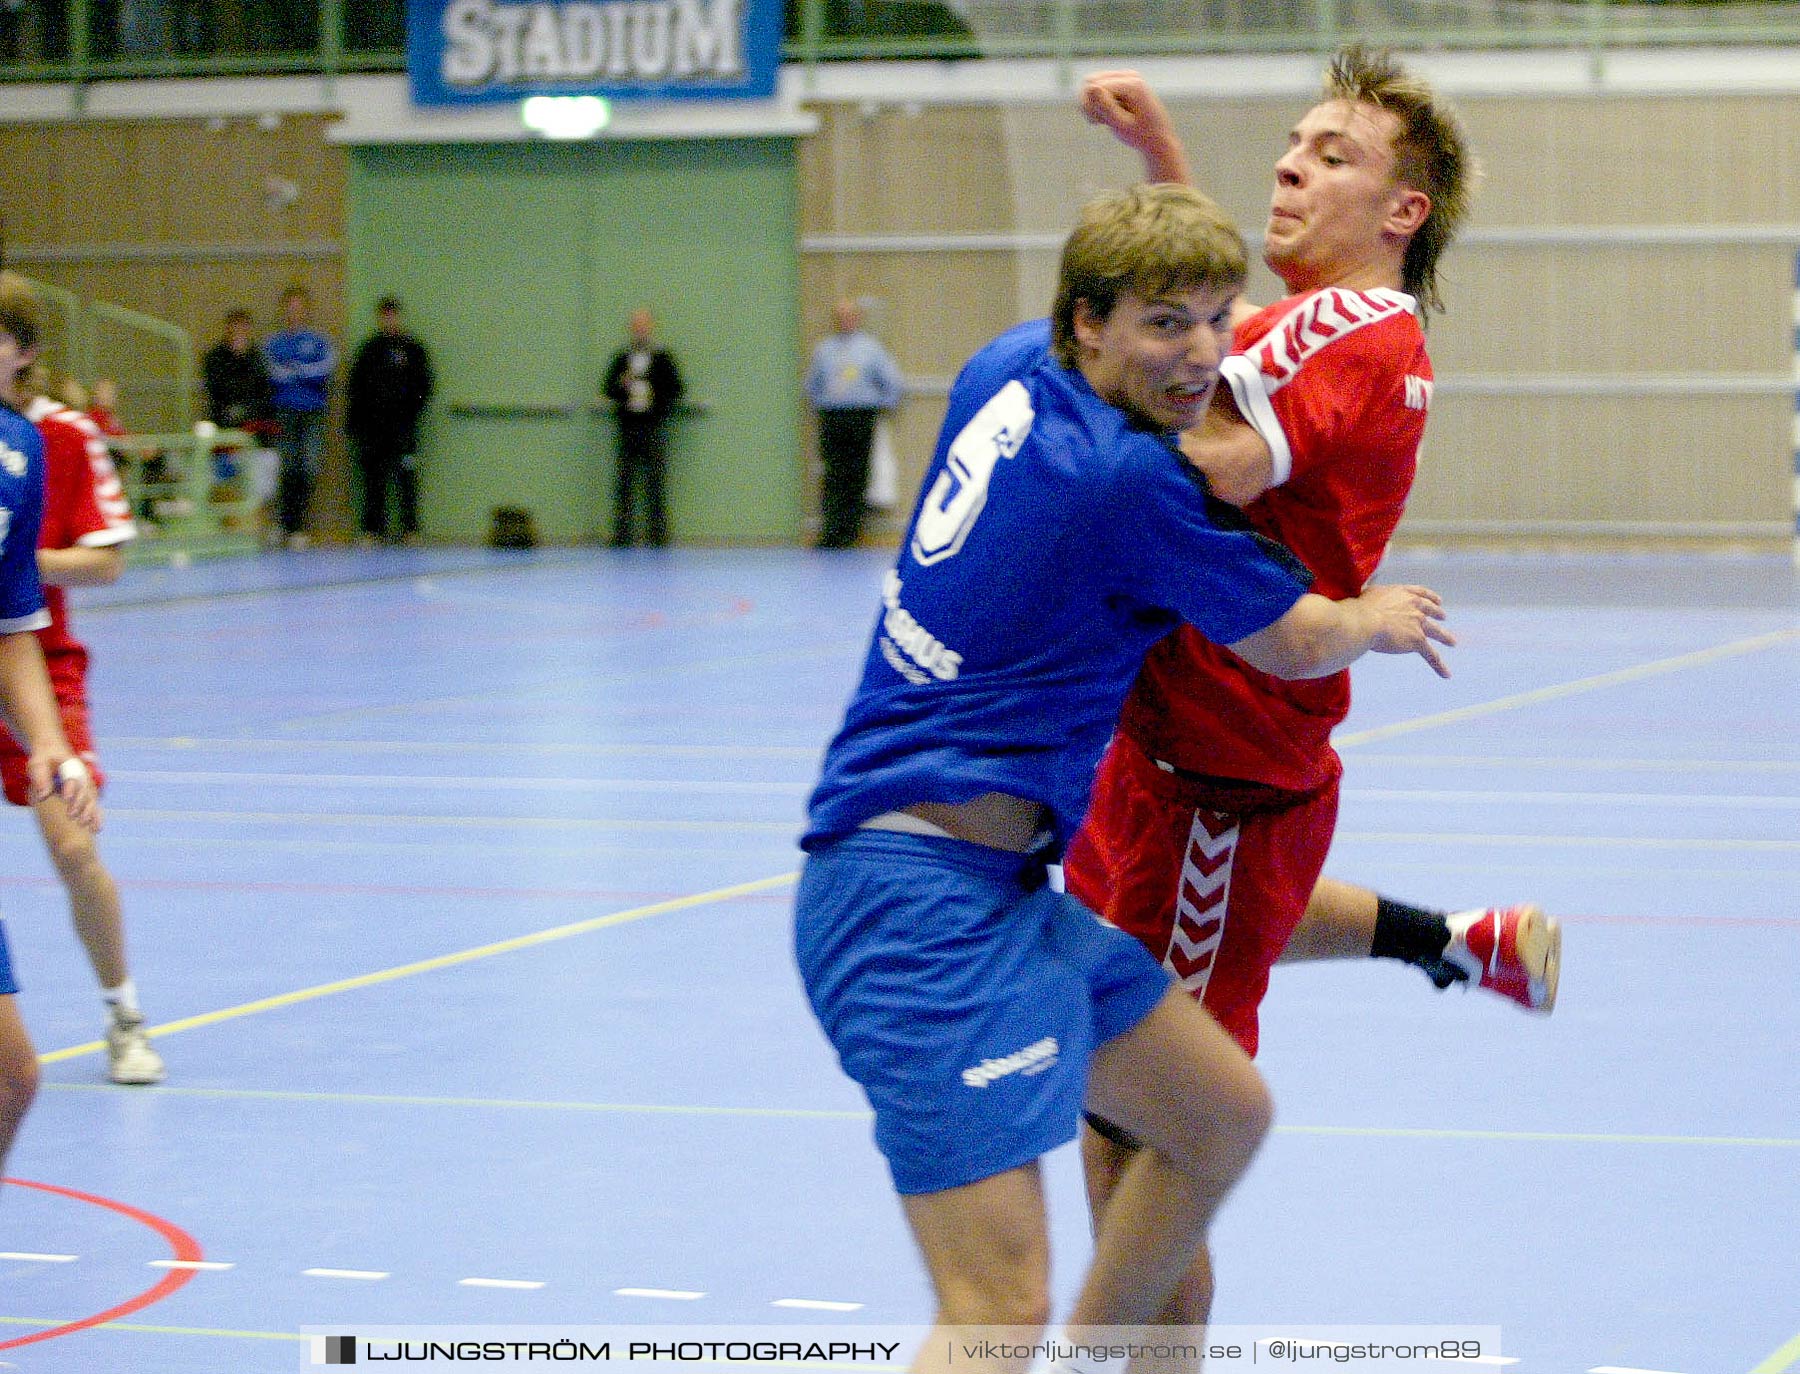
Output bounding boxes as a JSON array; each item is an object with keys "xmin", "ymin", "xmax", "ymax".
[{"xmin": 1371, "ymin": 896, "xmax": 1451, "ymax": 966}]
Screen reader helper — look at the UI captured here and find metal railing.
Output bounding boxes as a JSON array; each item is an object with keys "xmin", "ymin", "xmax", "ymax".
[{"xmin": 0, "ymin": 0, "xmax": 1796, "ymax": 89}]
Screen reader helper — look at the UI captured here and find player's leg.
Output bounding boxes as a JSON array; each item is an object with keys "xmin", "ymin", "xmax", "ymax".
[
  {"xmin": 1075, "ymin": 984, "xmax": 1270, "ymax": 1330},
  {"xmin": 1279, "ymin": 877, "xmax": 1561, "ymax": 1012},
  {"xmin": 33, "ymin": 782, "xmax": 164, "ymax": 1085},
  {"xmin": 796, "ymin": 833, "xmax": 1151, "ymax": 1363},
  {"xmin": 0, "ymin": 924, "xmax": 37, "ymax": 1173},
  {"xmin": 902, "ymin": 1163, "xmax": 1053, "ymax": 1374},
  {"xmin": 1080, "ymin": 1117, "xmax": 1210, "ymax": 1330}
]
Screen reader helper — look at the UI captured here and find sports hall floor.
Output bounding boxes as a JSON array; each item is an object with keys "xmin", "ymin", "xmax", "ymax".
[{"xmin": 0, "ymin": 545, "xmax": 1794, "ymax": 1374}]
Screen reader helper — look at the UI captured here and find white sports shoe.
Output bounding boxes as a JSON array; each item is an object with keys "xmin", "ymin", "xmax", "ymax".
[
  {"xmin": 106, "ymin": 1009, "xmax": 167, "ymax": 1085},
  {"xmin": 1443, "ymin": 904, "xmax": 1562, "ymax": 1014}
]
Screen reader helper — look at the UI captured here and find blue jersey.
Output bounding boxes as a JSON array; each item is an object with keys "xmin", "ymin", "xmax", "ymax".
[
  {"xmin": 804, "ymin": 321, "xmax": 1311, "ymax": 850},
  {"xmin": 0, "ymin": 403, "xmax": 49, "ymax": 635}
]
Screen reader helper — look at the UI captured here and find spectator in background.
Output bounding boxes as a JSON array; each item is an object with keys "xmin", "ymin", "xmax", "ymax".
[
  {"xmin": 203, "ymin": 309, "xmax": 279, "ymax": 528},
  {"xmin": 263, "ymin": 286, "xmax": 335, "ymax": 550},
  {"xmin": 601, "ymin": 307, "xmax": 684, "ymax": 549},
  {"xmin": 203, "ymin": 309, "xmax": 272, "ymax": 434},
  {"xmin": 347, "ymin": 295, "xmax": 434, "ymax": 547},
  {"xmin": 804, "ymin": 298, "xmax": 903, "ymax": 549}
]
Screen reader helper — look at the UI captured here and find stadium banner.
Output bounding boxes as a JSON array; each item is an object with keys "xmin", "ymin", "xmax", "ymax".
[{"xmin": 408, "ymin": 0, "xmax": 783, "ymax": 105}]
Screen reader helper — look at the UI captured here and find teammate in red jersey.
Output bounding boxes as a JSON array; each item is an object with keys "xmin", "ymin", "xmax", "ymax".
[
  {"xmin": 7, "ymin": 366, "xmax": 164, "ymax": 1085},
  {"xmin": 1066, "ymin": 47, "xmax": 1558, "ymax": 1323},
  {"xmin": 0, "ymin": 277, "xmax": 106, "ymax": 1175}
]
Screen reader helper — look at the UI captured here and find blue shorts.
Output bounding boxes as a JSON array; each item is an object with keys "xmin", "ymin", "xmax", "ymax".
[
  {"xmin": 0, "ymin": 919, "xmax": 16, "ymax": 996},
  {"xmin": 794, "ymin": 828, "xmax": 1172, "ymax": 1195}
]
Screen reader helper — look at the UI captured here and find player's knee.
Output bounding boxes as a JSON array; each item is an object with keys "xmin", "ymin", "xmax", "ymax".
[
  {"xmin": 1163, "ymin": 1063, "xmax": 1272, "ymax": 1184},
  {"xmin": 1, "ymin": 1055, "xmax": 39, "ymax": 1126},
  {"xmin": 45, "ymin": 828, "xmax": 99, "ymax": 878},
  {"xmin": 937, "ymin": 1282, "xmax": 1052, "ymax": 1334}
]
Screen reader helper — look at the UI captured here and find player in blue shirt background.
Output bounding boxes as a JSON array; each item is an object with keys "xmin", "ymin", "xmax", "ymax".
[
  {"xmin": 0, "ymin": 273, "xmax": 106, "ymax": 1181},
  {"xmin": 795, "ymin": 184, "xmax": 1454, "ymax": 1370}
]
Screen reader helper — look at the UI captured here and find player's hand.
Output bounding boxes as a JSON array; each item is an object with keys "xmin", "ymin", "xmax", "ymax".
[
  {"xmin": 1079, "ymin": 70, "xmax": 1180, "ymax": 160},
  {"xmin": 1357, "ymin": 583, "xmax": 1456, "ymax": 678},
  {"xmin": 28, "ymin": 754, "xmax": 102, "ymax": 831}
]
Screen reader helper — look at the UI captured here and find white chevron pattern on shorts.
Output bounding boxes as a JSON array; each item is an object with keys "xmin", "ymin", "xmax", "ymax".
[{"xmin": 1164, "ymin": 808, "xmax": 1238, "ymax": 999}]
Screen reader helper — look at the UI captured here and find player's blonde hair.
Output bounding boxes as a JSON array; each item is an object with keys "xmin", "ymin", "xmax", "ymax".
[
  {"xmin": 1324, "ymin": 45, "xmax": 1478, "ymax": 319},
  {"xmin": 1051, "ymin": 183, "xmax": 1246, "ymax": 369},
  {"xmin": 0, "ymin": 271, "xmax": 43, "ymax": 353}
]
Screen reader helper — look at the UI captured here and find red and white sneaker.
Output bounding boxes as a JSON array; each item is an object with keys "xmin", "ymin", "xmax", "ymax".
[{"xmin": 1443, "ymin": 905, "xmax": 1561, "ymax": 1013}]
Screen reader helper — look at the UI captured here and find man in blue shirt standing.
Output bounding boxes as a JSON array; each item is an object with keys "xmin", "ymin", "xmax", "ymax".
[
  {"xmin": 264, "ymin": 285, "xmax": 336, "ymax": 550},
  {"xmin": 804, "ymin": 297, "xmax": 904, "ymax": 549},
  {"xmin": 796, "ymin": 184, "xmax": 1454, "ymax": 1372}
]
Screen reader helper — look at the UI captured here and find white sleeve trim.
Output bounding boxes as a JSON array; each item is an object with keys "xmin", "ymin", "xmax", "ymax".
[
  {"xmin": 1220, "ymin": 354, "xmax": 1294, "ymax": 488},
  {"xmin": 0, "ymin": 609, "xmax": 51, "ymax": 634},
  {"xmin": 76, "ymin": 526, "xmax": 135, "ymax": 548}
]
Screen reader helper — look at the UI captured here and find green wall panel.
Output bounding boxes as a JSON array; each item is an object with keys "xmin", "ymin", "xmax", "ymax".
[{"xmin": 346, "ymin": 137, "xmax": 802, "ymax": 545}]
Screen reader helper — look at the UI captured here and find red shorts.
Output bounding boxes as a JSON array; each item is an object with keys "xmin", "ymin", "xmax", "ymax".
[
  {"xmin": 0, "ymin": 667, "xmax": 105, "ymax": 807},
  {"xmin": 1063, "ymin": 733, "xmax": 1338, "ymax": 1057}
]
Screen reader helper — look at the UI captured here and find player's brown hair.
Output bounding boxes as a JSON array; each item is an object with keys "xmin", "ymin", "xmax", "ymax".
[
  {"xmin": 1324, "ymin": 44, "xmax": 1478, "ymax": 319},
  {"xmin": 0, "ymin": 271, "xmax": 44, "ymax": 353},
  {"xmin": 1051, "ymin": 183, "xmax": 1246, "ymax": 369}
]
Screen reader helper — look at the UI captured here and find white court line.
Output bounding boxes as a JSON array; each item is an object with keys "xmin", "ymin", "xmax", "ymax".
[
  {"xmin": 1589, "ymin": 1366, "xmax": 1687, "ymax": 1373},
  {"xmin": 303, "ymin": 1268, "xmax": 391, "ymax": 1280},
  {"xmin": 772, "ymin": 1299, "xmax": 865, "ymax": 1312},
  {"xmin": 1351, "ymin": 753, "xmax": 1800, "ymax": 774},
  {"xmin": 1338, "ymin": 831, "xmax": 1800, "ymax": 853},
  {"xmin": 0, "ymin": 1252, "xmax": 77, "ymax": 1263},
  {"xmin": 460, "ymin": 1277, "xmax": 545, "ymax": 1290},
  {"xmin": 149, "ymin": 1259, "xmax": 235, "ymax": 1271},
  {"xmin": 1342, "ymin": 788, "xmax": 1800, "ymax": 809},
  {"xmin": 615, "ymin": 1288, "xmax": 706, "ymax": 1300},
  {"xmin": 1335, "ymin": 627, "xmax": 1800, "ymax": 748}
]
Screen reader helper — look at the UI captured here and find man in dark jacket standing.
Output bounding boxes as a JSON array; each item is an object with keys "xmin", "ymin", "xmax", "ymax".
[
  {"xmin": 601, "ymin": 308, "xmax": 684, "ymax": 548},
  {"xmin": 347, "ymin": 296, "xmax": 434, "ymax": 545}
]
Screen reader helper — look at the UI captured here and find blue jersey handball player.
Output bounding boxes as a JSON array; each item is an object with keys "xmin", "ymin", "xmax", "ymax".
[
  {"xmin": 794, "ymin": 185, "xmax": 1455, "ymax": 1373},
  {"xmin": 0, "ymin": 275, "xmax": 105, "ymax": 1183}
]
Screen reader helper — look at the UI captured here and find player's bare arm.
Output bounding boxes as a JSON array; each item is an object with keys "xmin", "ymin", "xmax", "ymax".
[
  {"xmin": 37, "ymin": 545, "xmax": 126, "ymax": 588},
  {"xmin": 1229, "ymin": 583, "xmax": 1453, "ymax": 681},
  {"xmin": 1080, "ymin": 70, "xmax": 1193, "ymax": 187},
  {"xmin": 0, "ymin": 631, "xmax": 101, "ymax": 829},
  {"xmin": 1181, "ymin": 388, "xmax": 1275, "ymax": 506}
]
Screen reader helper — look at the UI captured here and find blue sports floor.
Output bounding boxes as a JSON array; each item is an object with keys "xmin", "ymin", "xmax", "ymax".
[{"xmin": 0, "ymin": 546, "xmax": 1795, "ymax": 1373}]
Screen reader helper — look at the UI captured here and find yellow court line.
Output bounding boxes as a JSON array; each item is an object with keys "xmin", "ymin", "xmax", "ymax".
[
  {"xmin": 38, "ymin": 872, "xmax": 798, "ymax": 1066},
  {"xmin": 0, "ymin": 1315, "xmax": 298, "ymax": 1341},
  {"xmin": 33, "ymin": 1083, "xmax": 1799, "ymax": 1148},
  {"xmin": 1335, "ymin": 627, "xmax": 1800, "ymax": 748},
  {"xmin": 1752, "ymin": 1330, "xmax": 1800, "ymax": 1374}
]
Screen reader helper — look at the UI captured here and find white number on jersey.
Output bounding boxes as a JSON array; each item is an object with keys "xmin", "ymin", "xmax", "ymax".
[{"xmin": 911, "ymin": 380, "xmax": 1034, "ymax": 567}]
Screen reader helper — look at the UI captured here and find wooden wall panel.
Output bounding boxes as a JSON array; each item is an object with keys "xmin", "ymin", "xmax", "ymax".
[{"xmin": 1409, "ymin": 394, "xmax": 1792, "ymax": 527}]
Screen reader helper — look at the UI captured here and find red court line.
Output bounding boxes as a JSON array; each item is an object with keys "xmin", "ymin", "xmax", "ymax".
[{"xmin": 0, "ymin": 1178, "xmax": 202, "ymax": 1350}]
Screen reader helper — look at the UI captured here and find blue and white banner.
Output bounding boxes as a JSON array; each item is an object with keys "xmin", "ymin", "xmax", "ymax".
[{"xmin": 407, "ymin": 0, "xmax": 783, "ymax": 105}]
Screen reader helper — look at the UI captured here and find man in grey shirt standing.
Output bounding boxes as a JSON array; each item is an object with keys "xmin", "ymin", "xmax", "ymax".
[{"xmin": 804, "ymin": 298, "xmax": 904, "ymax": 549}]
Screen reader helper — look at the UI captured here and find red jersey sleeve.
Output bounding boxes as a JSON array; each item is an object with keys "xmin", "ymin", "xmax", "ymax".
[
  {"xmin": 1221, "ymin": 288, "xmax": 1430, "ymax": 596},
  {"xmin": 37, "ymin": 415, "xmax": 117, "ymax": 552}
]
